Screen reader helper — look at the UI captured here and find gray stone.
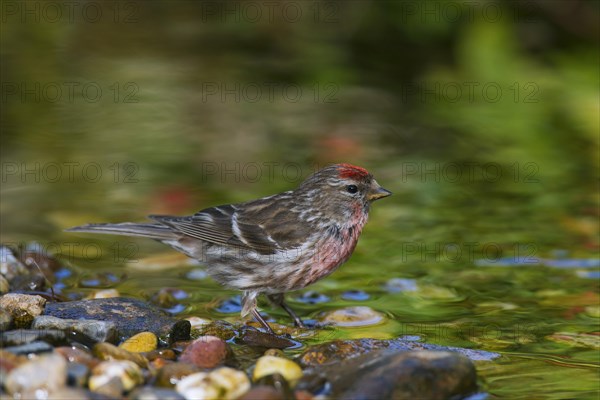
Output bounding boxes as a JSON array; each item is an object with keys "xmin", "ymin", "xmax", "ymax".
[
  {"xmin": 297, "ymin": 338, "xmax": 499, "ymax": 368},
  {"xmin": 0, "ymin": 274, "xmax": 9, "ymax": 294},
  {"xmin": 43, "ymin": 297, "xmax": 190, "ymax": 344},
  {"xmin": 0, "ymin": 246, "xmax": 28, "ymax": 281},
  {"xmin": 300, "ymin": 350, "xmax": 478, "ymax": 400},
  {"xmin": 0, "ymin": 293, "xmax": 46, "ymax": 328},
  {"xmin": 5, "ymin": 353, "xmax": 67, "ymax": 395},
  {"xmin": 32, "ymin": 315, "xmax": 118, "ymax": 344},
  {"xmin": 3, "ymin": 340, "xmax": 54, "ymax": 355},
  {"xmin": 1, "ymin": 329, "xmax": 68, "ymax": 346},
  {"xmin": 129, "ymin": 387, "xmax": 185, "ymax": 400},
  {"xmin": 0, "ymin": 308, "xmax": 13, "ymax": 330},
  {"xmin": 67, "ymin": 362, "xmax": 90, "ymax": 387}
]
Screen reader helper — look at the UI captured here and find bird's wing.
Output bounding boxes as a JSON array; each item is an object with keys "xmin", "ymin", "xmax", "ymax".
[{"xmin": 149, "ymin": 193, "xmax": 306, "ymax": 255}]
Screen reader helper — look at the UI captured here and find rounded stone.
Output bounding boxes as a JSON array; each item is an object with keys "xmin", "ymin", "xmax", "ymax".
[
  {"xmin": 319, "ymin": 306, "xmax": 385, "ymax": 327},
  {"xmin": 253, "ymin": 355, "xmax": 303, "ymax": 387},
  {"xmin": 179, "ymin": 335, "xmax": 229, "ymax": 368},
  {"xmin": 89, "ymin": 360, "xmax": 143, "ymax": 393},
  {"xmin": 93, "ymin": 342, "xmax": 149, "ymax": 368},
  {"xmin": 120, "ymin": 332, "xmax": 158, "ymax": 353},
  {"xmin": 0, "ymin": 293, "xmax": 46, "ymax": 328},
  {"xmin": 176, "ymin": 368, "xmax": 250, "ymax": 400},
  {"xmin": 5, "ymin": 353, "xmax": 67, "ymax": 395},
  {"xmin": 238, "ymin": 386, "xmax": 284, "ymax": 400},
  {"xmin": 155, "ymin": 362, "xmax": 200, "ymax": 388},
  {"xmin": 0, "ymin": 274, "xmax": 9, "ymax": 294}
]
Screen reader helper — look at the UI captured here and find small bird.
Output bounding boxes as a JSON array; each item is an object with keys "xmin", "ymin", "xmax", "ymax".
[{"xmin": 68, "ymin": 164, "xmax": 391, "ymax": 334}]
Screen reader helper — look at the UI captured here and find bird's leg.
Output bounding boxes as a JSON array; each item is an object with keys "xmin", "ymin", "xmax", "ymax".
[
  {"xmin": 267, "ymin": 293, "xmax": 307, "ymax": 328},
  {"xmin": 242, "ymin": 291, "xmax": 275, "ymax": 335},
  {"xmin": 251, "ymin": 308, "xmax": 275, "ymax": 335}
]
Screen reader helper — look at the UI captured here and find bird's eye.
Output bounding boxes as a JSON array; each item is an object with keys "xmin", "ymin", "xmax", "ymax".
[{"xmin": 346, "ymin": 185, "xmax": 358, "ymax": 194}]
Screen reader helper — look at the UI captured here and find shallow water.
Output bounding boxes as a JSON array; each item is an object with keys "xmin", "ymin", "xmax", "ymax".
[{"xmin": 2, "ymin": 2, "xmax": 599, "ymax": 398}]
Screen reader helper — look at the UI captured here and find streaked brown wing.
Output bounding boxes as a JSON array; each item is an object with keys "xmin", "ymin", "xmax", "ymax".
[{"xmin": 149, "ymin": 192, "xmax": 305, "ymax": 255}]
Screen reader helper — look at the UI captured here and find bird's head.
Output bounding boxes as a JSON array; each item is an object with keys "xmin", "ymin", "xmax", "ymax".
[{"xmin": 296, "ymin": 164, "xmax": 391, "ymax": 223}]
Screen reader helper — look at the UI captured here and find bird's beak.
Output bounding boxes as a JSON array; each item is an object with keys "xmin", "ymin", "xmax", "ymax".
[{"xmin": 368, "ymin": 182, "xmax": 392, "ymax": 201}]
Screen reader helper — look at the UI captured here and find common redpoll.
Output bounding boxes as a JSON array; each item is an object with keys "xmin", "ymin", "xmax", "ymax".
[{"xmin": 68, "ymin": 164, "xmax": 391, "ymax": 333}]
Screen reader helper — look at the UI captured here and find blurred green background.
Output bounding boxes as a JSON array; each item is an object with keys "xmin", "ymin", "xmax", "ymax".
[{"xmin": 1, "ymin": 1, "xmax": 599, "ymax": 398}]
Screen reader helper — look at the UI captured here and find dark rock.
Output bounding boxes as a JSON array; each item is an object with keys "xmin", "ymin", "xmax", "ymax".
[
  {"xmin": 143, "ymin": 349, "xmax": 177, "ymax": 361},
  {"xmin": 93, "ymin": 342, "xmax": 149, "ymax": 369},
  {"xmin": 179, "ymin": 335, "xmax": 231, "ymax": 369},
  {"xmin": 154, "ymin": 362, "xmax": 200, "ymax": 388},
  {"xmin": 238, "ymin": 386, "xmax": 285, "ymax": 400},
  {"xmin": 255, "ymin": 373, "xmax": 295, "ymax": 400},
  {"xmin": 299, "ymin": 350, "xmax": 478, "ymax": 400},
  {"xmin": 1, "ymin": 329, "xmax": 68, "ymax": 347},
  {"xmin": 10, "ymin": 273, "xmax": 47, "ymax": 292},
  {"xmin": 0, "ymin": 293, "xmax": 46, "ymax": 328},
  {"xmin": 55, "ymin": 346, "xmax": 98, "ymax": 368},
  {"xmin": 67, "ymin": 362, "xmax": 90, "ymax": 387},
  {"xmin": 0, "ymin": 308, "xmax": 13, "ymax": 330},
  {"xmin": 32, "ymin": 315, "xmax": 118, "ymax": 344},
  {"xmin": 3, "ymin": 340, "xmax": 54, "ymax": 355},
  {"xmin": 0, "ymin": 246, "xmax": 28, "ymax": 281},
  {"xmin": 43, "ymin": 297, "xmax": 191, "ymax": 344},
  {"xmin": 297, "ymin": 338, "xmax": 499, "ymax": 368},
  {"xmin": 0, "ymin": 274, "xmax": 9, "ymax": 294},
  {"xmin": 194, "ymin": 320, "xmax": 238, "ymax": 341},
  {"xmin": 237, "ymin": 327, "xmax": 297, "ymax": 349},
  {"xmin": 129, "ymin": 387, "xmax": 185, "ymax": 400}
]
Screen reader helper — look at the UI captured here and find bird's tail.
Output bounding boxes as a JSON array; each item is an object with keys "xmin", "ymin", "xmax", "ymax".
[{"xmin": 66, "ymin": 222, "xmax": 177, "ymax": 240}]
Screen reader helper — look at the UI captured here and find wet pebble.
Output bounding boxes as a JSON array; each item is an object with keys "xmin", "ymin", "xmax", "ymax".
[
  {"xmin": 3, "ymin": 340, "xmax": 54, "ymax": 355},
  {"xmin": 46, "ymin": 387, "xmax": 94, "ymax": 400},
  {"xmin": 55, "ymin": 345, "xmax": 98, "ymax": 367},
  {"xmin": 0, "ymin": 274, "xmax": 9, "ymax": 294},
  {"xmin": 155, "ymin": 362, "xmax": 200, "ymax": 388},
  {"xmin": 237, "ymin": 327, "xmax": 297, "ymax": 349},
  {"xmin": 130, "ymin": 386, "xmax": 186, "ymax": 400},
  {"xmin": 179, "ymin": 335, "xmax": 231, "ymax": 369},
  {"xmin": 341, "ymin": 289, "xmax": 370, "ymax": 301},
  {"xmin": 238, "ymin": 386, "xmax": 285, "ymax": 400},
  {"xmin": 93, "ymin": 342, "xmax": 149, "ymax": 368},
  {"xmin": 195, "ymin": 320, "xmax": 238, "ymax": 341},
  {"xmin": 0, "ymin": 293, "xmax": 46, "ymax": 328},
  {"xmin": 67, "ymin": 362, "xmax": 90, "ymax": 387},
  {"xmin": 253, "ymin": 355, "xmax": 303, "ymax": 387},
  {"xmin": 9, "ymin": 273, "xmax": 46, "ymax": 291},
  {"xmin": 187, "ymin": 316, "xmax": 212, "ymax": 330},
  {"xmin": 120, "ymin": 332, "xmax": 158, "ymax": 353},
  {"xmin": 0, "ymin": 308, "xmax": 13, "ymax": 330},
  {"xmin": 0, "ymin": 246, "xmax": 28, "ymax": 281},
  {"xmin": 144, "ymin": 348, "xmax": 177, "ymax": 361},
  {"xmin": 1, "ymin": 329, "xmax": 68, "ymax": 347},
  {"xmin": 175, "ymin": 367, "xmax": 250, "ymax": 400},
  {"xmin": 32, "ymin": 315, "xmax": 118, "ymax": 344},
  {"xmin": 319, "ymin": 306, "xmax": 385, "ymax": 327},
  {"xmin": 89, "ymin": 360, "xmax": 144, "ymax": 394},
  {"xmin": 5, "ymin": 353, "xmax": 67, "ymax": 395}
]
